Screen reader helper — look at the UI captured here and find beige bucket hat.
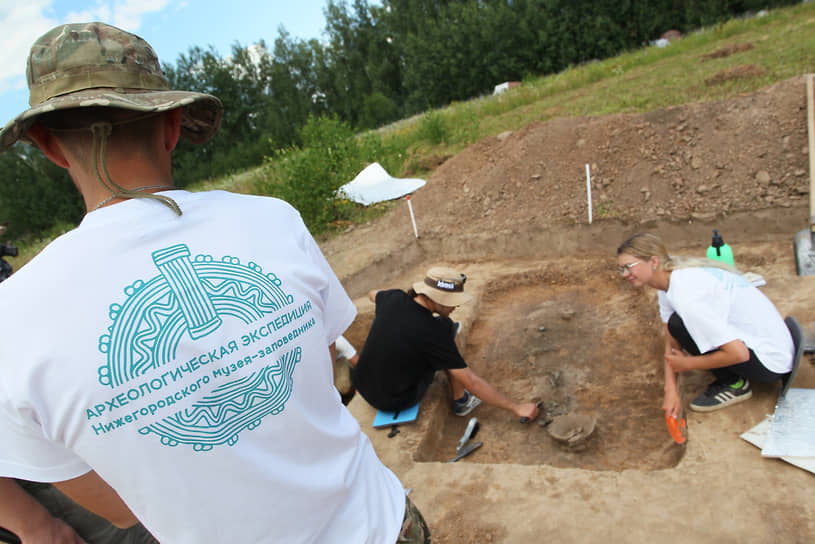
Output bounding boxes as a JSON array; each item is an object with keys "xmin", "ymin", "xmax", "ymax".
[
  {"xmin": 0, "ymin": 22, "xmax": 223, "ymax": 152},
  {"xmin": 413, "ymin": 267, "xmax": 472, "ymax": 307}
]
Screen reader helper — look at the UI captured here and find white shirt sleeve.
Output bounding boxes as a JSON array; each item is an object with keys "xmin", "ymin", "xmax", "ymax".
[
  {"xmin": 0, "ymin": 401, "xmax": 90, "ymax": 481},
  {"xmin": 334, "ymin": 335, "xmax": 357, "ymax": 361},
  {"xmin": 298, "ymin": 219, "xmax": 357, "ymax": 347},
  {"xmin": 657, "ymin": 290, "xmax": 673, "ymax": 323}
]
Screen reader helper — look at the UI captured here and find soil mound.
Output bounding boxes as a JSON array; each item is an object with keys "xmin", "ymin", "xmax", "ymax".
[{"xmin": 322, "ymin": 76, "xmax": 811, "ymax": 295}]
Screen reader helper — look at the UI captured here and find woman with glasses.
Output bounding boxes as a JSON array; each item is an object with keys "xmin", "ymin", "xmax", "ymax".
[{"xmin": 616, "ymin": 232, "xmax": 793, "ymax": 417}]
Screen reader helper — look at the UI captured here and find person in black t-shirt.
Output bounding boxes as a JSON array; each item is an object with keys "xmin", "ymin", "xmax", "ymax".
[{"xmin": 351, "ymin": 267, "xmax": 539, "ymax": 421}]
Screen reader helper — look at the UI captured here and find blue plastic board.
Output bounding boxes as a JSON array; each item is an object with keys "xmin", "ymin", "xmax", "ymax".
[{"xmin": 373, "ymin": 403, "xmax": 420, "ymax": 428}]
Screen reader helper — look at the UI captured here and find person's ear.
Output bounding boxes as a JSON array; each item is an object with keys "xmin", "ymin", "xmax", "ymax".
[
  {"xmin": 650, "ymin": 256, "xmax": 659, "ymax": 270},
  {"xmin": 161, "ymin": 108, "xmax": 183, "ymax": 152},
  {"xmin": 25, "ymin": 123, "xmax": 70, "ymax": 168}
]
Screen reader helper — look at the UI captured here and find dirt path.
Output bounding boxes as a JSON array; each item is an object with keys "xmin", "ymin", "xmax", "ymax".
[{"xmin": 324, "ymin": 76, "xmax": 815, "ymax": 542}]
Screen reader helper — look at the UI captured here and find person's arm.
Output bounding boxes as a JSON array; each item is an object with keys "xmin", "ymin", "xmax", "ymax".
[
  {"xmin": 0, "ymin": 477, "xmax": 85, "ymax": 543},
  {"xmin": 447, "ymin": 367, "xmax": 539, "ymax": 421},
  {"xmin": 51, "ymin": 471, "xmax": 137, "ymax": 529},
  {"xmin": 665, "ymin": 339, "xmax": 750, "ymax": 374},
  {"xmin": 367, "ymin": 289, "xmax": 381, "ymax": 303},
  {"xmin": 662, "ymin": 324, "xmax": 682, "ymax": 418}
]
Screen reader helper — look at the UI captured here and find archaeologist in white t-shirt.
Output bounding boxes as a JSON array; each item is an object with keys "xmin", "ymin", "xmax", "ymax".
[
  {"xmin": 0, "ymin": 21, "xmax": 429, "ymax": 544},
  {"xmin": 616, "ymin": 232, "xmax": 794, "ymax": 416}
]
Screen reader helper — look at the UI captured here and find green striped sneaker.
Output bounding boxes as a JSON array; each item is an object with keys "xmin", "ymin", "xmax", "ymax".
[{"xmin": 690, "ymin": 378, "xmax": 752, "ymax": 412}]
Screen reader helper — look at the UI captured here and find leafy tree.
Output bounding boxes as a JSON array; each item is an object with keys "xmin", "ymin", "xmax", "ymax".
[
  {"xmin": 319, "ymin": 0, "xmax": 377, "ymax": 125},
  {"xmin": 264, "ymin": 32, "xmax": 325, "ymax": 146},
  {"xmin": 165, "ymin": 43, "xmax": 277, "ymax": 185},
  {"xmin": 0, "ymin": 144, "xmax": 83, "ymax": 239},
  {"xmin": 359, "ymin": 91, "xmax": 400, "ymax": 129}
]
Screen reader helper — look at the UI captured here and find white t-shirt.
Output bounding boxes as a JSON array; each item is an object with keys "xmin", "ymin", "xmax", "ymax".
[
  {"xmin": 0, "ymin": 190, "xmax": 404, "ymax": 544},
  {"xmin": 658, "ymin": 267, "xmax": 793, "ymax": 373}
]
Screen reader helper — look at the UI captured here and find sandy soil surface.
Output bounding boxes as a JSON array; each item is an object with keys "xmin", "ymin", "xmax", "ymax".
[{"xmin": 325, "ymin": 74, "xmax": 815, "ymax": 543}]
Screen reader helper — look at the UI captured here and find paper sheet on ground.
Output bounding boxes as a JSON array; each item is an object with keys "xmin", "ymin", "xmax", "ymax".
[
  {"xmin": 761, "ymin": 388, "xmax": 815, "ymax": 457},
  {"xmin": 741, "ymin": 416, "xmax": 815, "ymax": 475},
  {"xmin": 338, "ymin": 162, "xmax": 426, "ymax": 206}
]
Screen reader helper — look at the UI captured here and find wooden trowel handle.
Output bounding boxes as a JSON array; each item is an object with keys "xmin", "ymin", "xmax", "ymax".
[{"xmin": 807, "ymin": 74, "xmax": 815, "ymax": 228}]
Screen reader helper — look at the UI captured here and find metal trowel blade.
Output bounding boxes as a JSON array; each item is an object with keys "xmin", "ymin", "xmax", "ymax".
[
  {"xmin": 447, "ymin": 441, "xmax": 483, "ymax": 463},
  {"xmin": 456, "ymin": 417, "xmax": 480, "ymax": 453}
]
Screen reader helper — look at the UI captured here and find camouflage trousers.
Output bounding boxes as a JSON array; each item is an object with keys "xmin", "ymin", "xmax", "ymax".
[{"xmin": 396, "ymin": 495, "xmax": 431, "ymax": 543}]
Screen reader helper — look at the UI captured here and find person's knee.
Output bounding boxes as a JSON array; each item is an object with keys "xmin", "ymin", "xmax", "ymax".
[{"xmin": 667, "ymin": 312, "xmax": 684, "ymax": 336}]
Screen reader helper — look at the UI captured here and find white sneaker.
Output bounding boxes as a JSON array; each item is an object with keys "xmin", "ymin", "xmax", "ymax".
[{"xmin": 453, "ymin": 391, "xmax": 481, "ymax": 416}]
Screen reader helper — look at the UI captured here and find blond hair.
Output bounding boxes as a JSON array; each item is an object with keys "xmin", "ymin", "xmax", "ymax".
[{"xmin": 617, "ymin": 232, "xmax": 740, "ymax": 273}]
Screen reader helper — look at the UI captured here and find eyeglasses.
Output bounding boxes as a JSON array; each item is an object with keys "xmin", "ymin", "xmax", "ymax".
[{"xmin": 617, "ymin": 261, "xmax": 642, "ymax": 276}]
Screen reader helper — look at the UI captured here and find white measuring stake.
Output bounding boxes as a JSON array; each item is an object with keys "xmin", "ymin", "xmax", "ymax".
[
  {"xmin": 406, "ymin": 195, "xmax": 419, "ymax": 238},
  {"xmin": 585, "ymin": 163, "xmax": 593, "ymax": 224}
]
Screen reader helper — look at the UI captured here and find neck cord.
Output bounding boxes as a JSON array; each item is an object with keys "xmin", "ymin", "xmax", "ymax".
[
  {"xmin": 92, "ymin": 185, "xmax": 177, "ymax": 211},
  {"xmin": 89, "ymin": 122, "xmax": 182, "ymax": 215}
]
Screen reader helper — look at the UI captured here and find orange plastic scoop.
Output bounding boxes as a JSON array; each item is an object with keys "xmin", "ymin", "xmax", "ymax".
[{"xmin": 665, "ymin": 413, "xmax": 687, "ymax": 444}]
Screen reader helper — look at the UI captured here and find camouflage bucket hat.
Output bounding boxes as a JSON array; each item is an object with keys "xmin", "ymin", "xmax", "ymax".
[{"xmin": 0, "ymin": 22, "xmax": 223, "ymax": 152}]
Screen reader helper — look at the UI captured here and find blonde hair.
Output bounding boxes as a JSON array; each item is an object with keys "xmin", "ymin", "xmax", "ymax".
[{"xmin": 617, "ymin": 232, "xmax": 740, "ymax": 273}]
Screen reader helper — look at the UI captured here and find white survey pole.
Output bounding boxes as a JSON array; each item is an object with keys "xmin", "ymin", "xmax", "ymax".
[
  {"xmin": 585, "ymin": 163, "xmax": 593, "ymax": 224},
  {"xmin": 406, "ymin": 195, "xmax": 419, "ymax": 238}
]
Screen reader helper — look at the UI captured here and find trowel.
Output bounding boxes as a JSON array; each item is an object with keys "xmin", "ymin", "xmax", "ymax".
[
  {"xmin": 456, "ymin": 417, "xmax": 480, "ymax": 452},
  {"xmin": 448, "ymin": 417, "xmax": 482, "ymax": 462},
  {"xmin": 665, "ymin": 413, "xmax": 687, "ymax": 445},
  {"xmin": 794, "ymin": 73, "xmax": 815, "ymax": 275},
  {"xmin": 447, "ymin": 441, "xmax": 483, "ymax": 463}
]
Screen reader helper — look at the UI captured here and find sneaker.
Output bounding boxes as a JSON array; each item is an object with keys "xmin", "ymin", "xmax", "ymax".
[
  {"xmin": 453, "ymin": 391, "xmax": 482, "ymax": 416},
  {"xmin": 690, "ymin": 378, "xmax": 752, "ymax": 412}
]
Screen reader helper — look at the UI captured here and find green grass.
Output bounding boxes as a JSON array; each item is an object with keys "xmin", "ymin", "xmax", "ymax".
[{"xmin": 4, "ymin": 221, "xmax": 75, "ymax": 273}]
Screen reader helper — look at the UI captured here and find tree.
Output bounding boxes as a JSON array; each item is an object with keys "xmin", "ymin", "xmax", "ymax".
[{"xmin": 0, "ymin": 144, "xmax": 83, "ymax": 239}]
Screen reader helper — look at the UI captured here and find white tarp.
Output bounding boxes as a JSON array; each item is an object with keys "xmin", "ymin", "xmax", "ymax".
[{"xmin": 338, "ymin": 162, "xmax": 426, "ymax": 206}]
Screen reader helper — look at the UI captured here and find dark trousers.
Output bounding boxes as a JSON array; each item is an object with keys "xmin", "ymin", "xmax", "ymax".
[
  {"xmin": 5, "ymin": 480, "xmax": 158, "ymax": 544},
  {"xmin": 667, "ymin": 312, "xmax": 787, "ymax": 384}
]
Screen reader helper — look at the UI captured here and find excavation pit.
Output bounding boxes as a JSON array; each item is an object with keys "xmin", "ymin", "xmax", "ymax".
[{"xmin": 355, "ymin": 261, "xmax": 688, "ymax": 471}]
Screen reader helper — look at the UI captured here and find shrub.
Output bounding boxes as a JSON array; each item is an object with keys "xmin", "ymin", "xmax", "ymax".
[
  {"xmin": 359, "ymin": 92, "xmax": 401, "ymax": 130},
  {"xmin": 417, "ymin": 110, "xmax": 450, "ymax": 145},
  {"xmin": 258, "ymin": 115, "xmax": 394, "ymax": 233}
]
